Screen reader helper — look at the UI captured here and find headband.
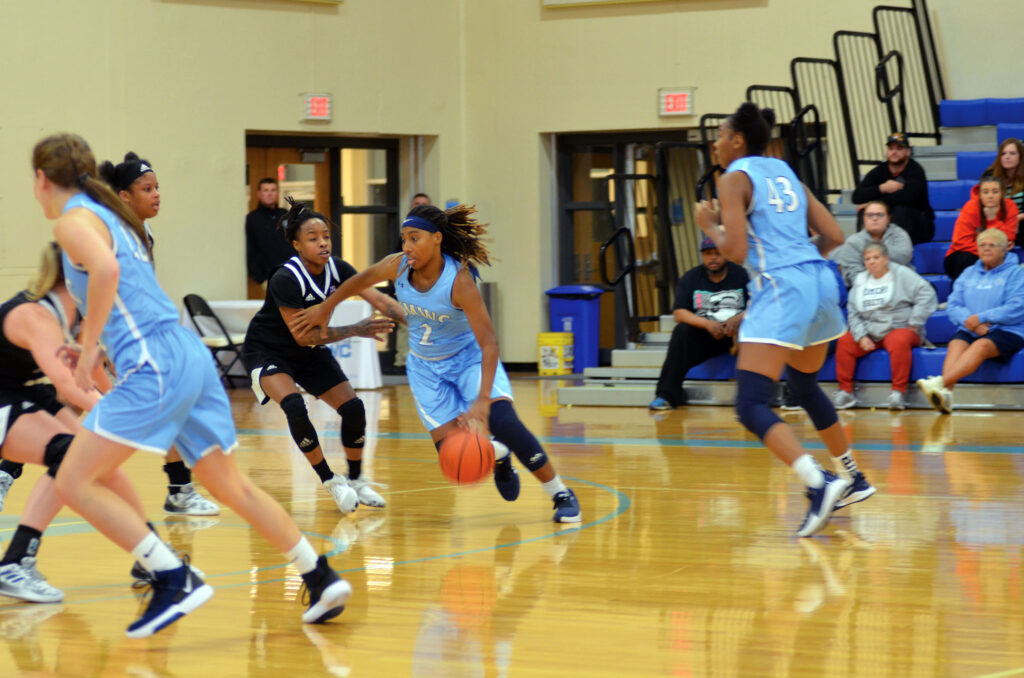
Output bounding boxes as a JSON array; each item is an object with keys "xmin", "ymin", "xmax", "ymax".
[
  {"xmin": 402, "ymin": 215, "xmax": 439, "ymax": 232},
  {"xmin": 115, "ymin": 161, "xmax": 154, "ymax": 192}
]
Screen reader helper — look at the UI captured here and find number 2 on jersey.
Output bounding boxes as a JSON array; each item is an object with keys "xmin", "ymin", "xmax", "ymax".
[
  {"xmin": 419, "ymin": 323, "xmax": 434, "ymax": 345},
  {"xmin": 765, "ymin": 176, "xmax": 799, "ymax": 213}
]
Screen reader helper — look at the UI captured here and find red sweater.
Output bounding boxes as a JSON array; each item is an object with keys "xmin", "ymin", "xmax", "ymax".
[{"xmin": 946, "ymin": 189, "xmax": 1019, "ymax": 256}]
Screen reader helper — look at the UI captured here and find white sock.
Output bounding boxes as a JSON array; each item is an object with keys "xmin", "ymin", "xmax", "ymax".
[
  {"xmin": 540, "ymin": 476, "xmax": 568, "ymax": 498},
  {"xmin": 286, "ymin": 537, "xmax": 319, "ymax": 575},
  {"xmin": 833, "ymin": 450, "xmax": 858, "ymax": 479},
  {"xmin": 492, "ymin": 439, "xmax": 511, "ymax": 461},
  {"xmin": 131, "ymin": 532, "xmax": 182, "ymax": 574},
  {"xmin": 792, "ymin": 455, "xmax": 825, "ymax": 489}
]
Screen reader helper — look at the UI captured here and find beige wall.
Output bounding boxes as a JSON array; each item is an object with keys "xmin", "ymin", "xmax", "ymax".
[{"xmin": 0, "ymin": 0, "xmax": 1017, "ymax": 362}]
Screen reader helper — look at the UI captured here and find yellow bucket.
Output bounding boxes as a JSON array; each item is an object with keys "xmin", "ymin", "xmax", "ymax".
[{"xmin": 538, "ymin": 332, "xmax": 573, "ymax": 375}]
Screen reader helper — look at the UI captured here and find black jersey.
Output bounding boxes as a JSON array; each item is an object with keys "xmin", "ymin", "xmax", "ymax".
[
  {"xmin": 0, "ymin": 291, "xmax": 77, "ymax": 390},
  {"xmin": 243, "ymin": 255, "xmax": 358, "ymax": 358}
]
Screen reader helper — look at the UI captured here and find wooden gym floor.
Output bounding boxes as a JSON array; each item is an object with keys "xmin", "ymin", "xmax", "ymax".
[{"xmin": 1, "ymin": 375, "xmax": 1023, "ymax": 677}]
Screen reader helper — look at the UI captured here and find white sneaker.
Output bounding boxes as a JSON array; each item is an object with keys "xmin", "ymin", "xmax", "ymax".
[
  {"xmin": 350, "ymin": 477, "xmax": 386, "ymax": 508},
  {"xmin": 324, "ymin": 475, "xmax": 358, "ymax": 514},
  {"xmin": 0, "ymin": 471, "xmax": 13, "ymax": 513},
  {"xmin": 163, "ymin": 483, "xmax": 220, "ymax": 516},
  {"xmin": 887, "ymin": 391, "xmax": 906, "ymax": 411},
  {"xmin": 832, "ymin": 390, "xmax": 857, "ymax": 409},
  {"xmin": 0, "ymin": 557, "xmax": 64, "ymax": 603},
  {"xmin": 917, "ymin": 376, "xmax": 952, "ymax": 413}
]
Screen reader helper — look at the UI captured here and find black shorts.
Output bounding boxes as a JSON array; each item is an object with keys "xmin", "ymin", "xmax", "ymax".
[
  {"xmin": 241, "ymin": 343, "xmax": 348, "ymax": 405},
  {"xmin": 0, "ymin": 383, "xmax": 63, "ymax": 450},
  {"xmin": 952, "ymin": 329, "xmax": 1024, "ymax": 361}
]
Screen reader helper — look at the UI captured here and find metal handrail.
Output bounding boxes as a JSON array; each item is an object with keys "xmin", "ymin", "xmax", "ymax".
[
  {"xmin": 875, "ymin": 49, "xmax": 906, "ymax": 134},
  {"xmin": 788, "ymin": 104, "xmax": 827, "ymax": 202}
]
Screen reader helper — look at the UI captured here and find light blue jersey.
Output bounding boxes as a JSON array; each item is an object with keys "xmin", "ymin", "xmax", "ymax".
[
  {"xmin": 62, "ymin": 194, "xmax": 178, "ymax": 374},
  {"xmin": 726, "ymin": 156, "xmax": 823, "ymax": 278},
  {"xmin": 59, "ymin": 193, "xmax": 235, "ymax": 463},
  {"xmin": 395, "ymin": 254, "xmax": 476, "ymax": 361}
]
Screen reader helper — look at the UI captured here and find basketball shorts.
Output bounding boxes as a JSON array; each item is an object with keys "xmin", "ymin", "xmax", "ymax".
[
  {"xmin": 952, "ymin": 329, "xmax": 1024, "ymax": 361},
  {"xmin": 86, "ymin": 327, "xmax": 237, "ymax": 466},
  {"xmin": 0, "ymin": 383, "xmax": 63, "ymax": 451},
  {"xmin": 406, "ymin": 346, "xmax": 514, "ymax": 431},
  {"xmin": 740, "ymin": 260, "xmax": 846, "ymax": 349},
  {"xmin": 241, "ymin": 343, "xmax": 347, "ymax": 404}
]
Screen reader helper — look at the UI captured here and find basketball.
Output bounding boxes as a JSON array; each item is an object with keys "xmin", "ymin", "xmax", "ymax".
[{"xmin": 438, "ymin": 428, "xmax": 495, "ymax": 484}]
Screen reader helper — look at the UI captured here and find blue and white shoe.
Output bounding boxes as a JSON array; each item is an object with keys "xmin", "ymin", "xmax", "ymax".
[
  {"xmin": 126, "ymin": 564, "xmax": 213, "ymax": 638},
  {"xmin": 649, "ymin": 397, "xmax": 672, "ymax": 411},
  {"xmin": 493, "ymin": 456, "xmax": 520, "ymax": 502},
  {"xmin": 796, "ymin": 472, "xmax": 850, "ymax": 538},
  {"xmin": 834, "ymin": 472, "xmax": 876, "ymax": 509},
  {"xmin": 552, "ymin": 489, "xmax": 582, "ymax": 524},
  {"xmin": 301, "ymin": 556, "xmax": 351, "ymax": 624}
]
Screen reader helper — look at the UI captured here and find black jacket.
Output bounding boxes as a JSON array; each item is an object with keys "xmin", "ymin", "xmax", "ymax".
[{"xmin": 245, "ymin": 205, "xmax": 292, "ymax": 283}]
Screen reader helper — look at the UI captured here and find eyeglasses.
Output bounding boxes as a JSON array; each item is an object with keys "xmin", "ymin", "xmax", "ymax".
[{"xmin": 864, "ymin": 212, "xmax": 887, "ymax": 219}]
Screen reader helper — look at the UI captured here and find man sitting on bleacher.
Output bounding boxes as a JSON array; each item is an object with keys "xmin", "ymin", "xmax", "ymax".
[
  {"xmin": 649, "ymin": 237, "xmax": 749, "ymax": 410},
  {"xmin": 918, "ymin": 228, "xmax": 1024, "ymax": 414},
  {"xmin": 853, "ymin": 133, "xmax": 935, "ymax": 245}
]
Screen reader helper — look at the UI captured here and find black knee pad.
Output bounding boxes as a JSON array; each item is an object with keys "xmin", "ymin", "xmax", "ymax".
[
  {"xmin": 280, "ymin": 393, "xmax": 320, "ymax": 453},
  {"xmin": 734, "ymin": 370, "xmax": 782, "ymax": 440},
  {"xmin": 337, "ymin": 398, "xmax": 366, "ymax": 449},
  {"xmin": 488, "ymin": 400, "xmax": 548, "ymax": 472},
  {"xmin": 785, "ymin": 367, "xmax": 838, "ymax": 431},
  {"xmin": 44, "ymin": 433, "xmax": 74, "ymax": 479}
]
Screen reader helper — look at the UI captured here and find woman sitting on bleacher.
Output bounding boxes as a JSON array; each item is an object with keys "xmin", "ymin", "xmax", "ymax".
[
  {"xmin": 943, "ymin": 176, "xmax": 1019, "ymax": 282},
  {"xmin": 981, "ymin": 138, "xmax": 1024, "ymax": 242},
  {"xmin": 919, "ymin": 229, "xmax": 1024, "ymax": 413},
  {"xmin": 833, "ymin": 242, "xmax": 937, "ymax": 411},
  {"xmin": 830, "ymin": 201, "xmax": 914, "ymax": 288}
]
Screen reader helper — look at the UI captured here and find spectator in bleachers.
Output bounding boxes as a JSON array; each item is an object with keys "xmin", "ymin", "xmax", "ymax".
[
  {"xmin": 649, "ymin": 236, "xmax": 749, "ymax": 410},
  {"xmin": 832, "ymin": 242, "xmax": 937, "ymax": 411},
  {"xmin": 943, "ymin": 176, "xmax": 1019, "ymax": 282},
  {"xmin": 853, "ymin": 132, "xmax": 935, "ymax": 245},
  {"xmin": 919, "ymin": 229, "xmax": 1024, "ymax": 414},
  {"xmin": 981, "ymin": 138, "xmax": 1024, "ymax": 243},
  {"xmin": 829, "ymin": 201, "xmax": 913, "ymax": 288}
]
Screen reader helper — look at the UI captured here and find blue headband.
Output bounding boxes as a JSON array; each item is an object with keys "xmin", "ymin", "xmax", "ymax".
[{"xmin": 402, "ymin": 215, "xmax": 438, "ymax": 232}]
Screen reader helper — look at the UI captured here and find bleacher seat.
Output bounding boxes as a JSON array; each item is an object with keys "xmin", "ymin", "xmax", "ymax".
[
  {"xmin": 922, "ymin": 274, "xmax": 952, "ymax": 303},
  {"xmin": 987, "ymin": 98, "xmax": 1024, "ymax": 125},
  {"xmin": 940, "ymin": 99, "xmax": 987, "ymax": 127},
  {"xmin": 912, "ymin": 242, "xmax": 947, "ymax": 275},
  {"xmin": 928, "ymin": 180, "xmax": 973, "ymax": 211},
  {"xmin": 687, "ymin": 353, "xmax": 737, "ymax": 380},
  {"xmin": 997, "ymin": 123, "xmax": 1024, "ymax": 146},
  {"xmin": 957, "ymin": 152, "xmax": 997, "ymax": 181},
  {"xmin": 925, "ymin": 310, "xmax": 956, "ymax": 344},
  {"xmin": 934, "ymin": 211, "xmax": 957, "ymax": 241}
]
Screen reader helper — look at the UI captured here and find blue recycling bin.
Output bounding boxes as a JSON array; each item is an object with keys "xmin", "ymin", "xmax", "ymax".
[{"xmin": 546, "ymin": 284, "xmax": 604, "ymax": 372}]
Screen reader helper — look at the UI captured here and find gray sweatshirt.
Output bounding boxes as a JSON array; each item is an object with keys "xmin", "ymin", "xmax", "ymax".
[
  {"xmin": 830, "ymin": 224, "xmax": 914, "ymax": 288},
  {"xmin": 847, "ymin": 262, "xmax": 938, "ymax": 341}
]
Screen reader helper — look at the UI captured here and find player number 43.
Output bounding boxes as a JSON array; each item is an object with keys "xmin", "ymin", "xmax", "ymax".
[{"xmin": 765, "ymin": 176, "xmax": 800, "ymax": 213}]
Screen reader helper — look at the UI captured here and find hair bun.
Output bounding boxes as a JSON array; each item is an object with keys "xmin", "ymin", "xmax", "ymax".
[
  {"xmin": 123, "ymin": 151, "xmax": 139, "ymax": 162},
  {"xmin": 760, "ymin": 107, "xmax": 777, "ymax": 128}
]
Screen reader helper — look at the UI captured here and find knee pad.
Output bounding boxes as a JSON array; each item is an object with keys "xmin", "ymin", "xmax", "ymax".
[
  {"xmin": 488, "ymin": 400, "xmax": 548, "ymax": 472},
  {"xmin": 44, "ymin": 433, "xmax": 74, "ymax": 479},
  {"xmin": 337, "ymin": 398, "xmax": 366, "ymax": 449},
  {"xmin": 785, "ymin": 367, "xmax": 838, "ymax": 431},
  {"xmin": 280, "ymin": 393, "xmax": 320, "ymax": 453},
  {"xmin": 734, "ymin": 370, "xmax": 782, "ymax": 440}
]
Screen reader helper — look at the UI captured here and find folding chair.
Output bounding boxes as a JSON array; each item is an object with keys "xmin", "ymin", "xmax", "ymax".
[{"xmin": 182, "ymin": 294, "xmax": 248, "ymax": 388}]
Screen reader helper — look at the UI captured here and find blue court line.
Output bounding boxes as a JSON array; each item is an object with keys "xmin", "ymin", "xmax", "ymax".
[
  {"xmin": 2, "ymin": 477, "xmax": 627, "ymax": 607},
  {"xmin": 237, "ymin": 427, "xmax": 1024, "ymax": 456}
]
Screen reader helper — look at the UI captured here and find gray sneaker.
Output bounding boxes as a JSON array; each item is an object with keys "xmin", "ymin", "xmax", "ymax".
[
  {"xmin": 887, "ymin": 391, "xmax": 906, "ymax": 411},
  {"xmin": 832, "ymin": 390, "xmax": 857, "ymax": 409},
  {"xmin": 0, "ymin": 471, "xmax": 13, "ymax": 513},
  {"xmin": 163, "ymin": 483, "xmax": 220, "ymax": 516},
  {"xmin": 0, "ymin": 557, "xmax": 63, "ymax": 603}
]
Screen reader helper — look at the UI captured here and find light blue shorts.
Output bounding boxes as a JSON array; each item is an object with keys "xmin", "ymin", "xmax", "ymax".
[
  {"xmin": 406, "ymin": 347, "xmax": 514, "ymax": 431},
  {"xmin": 85, "ymin": 327, "xmax": 237, "ymax": 466},
  {"xmin": 740, "ymin": 260, "xmax": 846, "ymax": 349}
]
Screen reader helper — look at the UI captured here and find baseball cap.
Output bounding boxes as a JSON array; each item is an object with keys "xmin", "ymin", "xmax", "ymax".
[
  {"xmin": 699, "ymin": 236, "xmax": 716, "ymax": 251},
  {"xmin": 886, "ymin": 132, "xmax": 910, "ymax": 148}
]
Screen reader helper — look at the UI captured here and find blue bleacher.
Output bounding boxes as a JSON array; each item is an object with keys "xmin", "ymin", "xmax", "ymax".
[
  {"xmin": 934, "ymin": 211, "xmax": 957, "ymax": 241},
  {"xmin": 940, "ymin": 98, "xmax": 1024, "ymax": 127},
  {"xmin": 988, "ymin": 99, "xmax": 1024, "ymax": 125},
  {"xmin": 998, "ymin": 124, "xmax": 1024, "ymax": 145},
  {"xmin": 687, "ymin": 353, "xmax": 737, "ymax": 380},
  {"xmin": 922, "ymin": 274, "xmax": 952, "ymax": 303},
  {"xmin": 957, "ymin": 152, "xmax": 997, "ymax": 181},
  {"xmin": 928, "ymin": 180, "xmax": 973, "ymax": 211},
  {"xmin": 925, "ymin": 310, "xmax": 956, "ymax": 344},
  {"xmin": 912, "ymin": 242, "xmax": 947, "ymax": 275}
]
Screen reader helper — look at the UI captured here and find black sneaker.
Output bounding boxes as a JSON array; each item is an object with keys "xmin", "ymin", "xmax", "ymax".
[
  {"xmin": 493, "ymin": 456, "xmax": 520, "ymax": 502},
  {"xmin": 301, "ymin": 556, "xmax": 352, "ymax": 624},
  {"xmin": 552, "ymin": 489, "xmax": 582, "ymax": 523},
  {"xmin": 125, "ymin": 564, "xmax": 213, "ymax": 638}
]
